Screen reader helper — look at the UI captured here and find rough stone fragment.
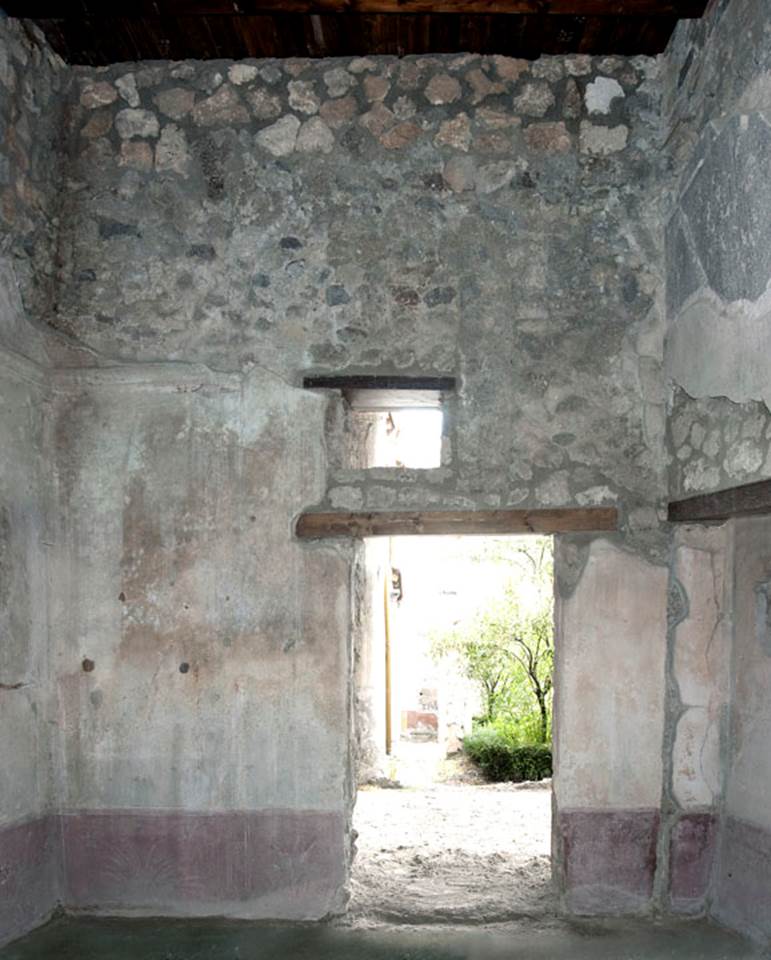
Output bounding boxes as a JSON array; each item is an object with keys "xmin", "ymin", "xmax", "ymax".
[
  {"xmin": 513, "ymin": 82, "xmax": 555, "ymax": 117},
  {"xmin": 565, "ymin": 54, "xmax": 593, "ymax": 76},
  {"xmin": 349, "ymin": 57, "xmax": 377, "ymax": 74},
  {"xmin": 363, "ymin": 74, "xmax": 390, "ymax": 102},
  {"xmin": 81, "ymin": 110, "xmax": 112, "ymax": 139},
  {"xmin": 284, "ymin": 59, "xmax": 310, "ymax": 77},
  {"xmin": 0, "ymin": 44, "xmax": 16, "ymax": 91},
  {"xmin": 475, "ymin": 161, "xmax": 514, "ymax": 194},
  {"xmin": 466, "ymin": 67, "xmax": 503, "ymax": 104},
  {"xmin": 443, "ymin": 155, "xmax": 475, "ymax": 193},
  {"xmin": 392, "ymin": 286, "xmax": 420, "ymax": 306},
  {"xmin": 259, "ymin": 64, "xmax": 283, "ymax": 84},
  {"xmin": 192, "ymin": 85, "xmax": 249, "ymax": 125},
  {"xmin": 492, "ymin": 56, "xmax": 528, "ymax": 82},
  {"xmin": 115, "ymin": 108, "xmax": 160, "ymax": 139},
  {"xmin": 187, "ymin": 243, "xmax": 216, "ymax": 260},
  {"xmin": 392, "ymin": 96, "xmax": 416, "ymax": 120},
  {"xmin": 246, "ymin": 87, "xmax": 282, "ymax": 120},
  {"xmin": 475, "ymin": 106, "xmax": 520, "ymax": 129},
  {"xmin": 288, "ymin": 80, "xmax": 320, "ymax": 115},
  {"xmin": 170, "ymin": 62, "xmax": 195, "ymax": 81},
  {"xmin": 585, "ymin": 76, "xmax": 625, "ymax": 114},
  {"xmin": 115, "ymin": 73, "xmax": 140, "ymax": 107},
  {"xmin": 398, "ymin": 61, "xmax": 423, "ymax": 90},
  {"xmin": 360, "ymin": 103, "xmax": 395, "ymax": 138},
  {"xmin": 326, "ymin": 285, "xmax": 351, "ymax": 306},
  {"xmin": 202, "ymin": 69, "xmax": 225, "ymax": 93},
  {"xmin": 296, "ymin": 117, "xmax": 335, "ymax": 154},
  {"xmin": 228, "ymin": 63, "xmax": 259, "ymax": 85},
  {"xmin": 525, "ymin": 121, "xmax": 571, "ymax": 153},
  {"xmin": 80, "ymin": 80, "xmax": 117, "ymax": 109},
  {"xmin": 682, "ymin": 458, "xmax": 721, "ymax": 494},
  {"xmin": 154, "ymin": 87, "xmax": 196, "ymax": 120},
  {"xmin": 724, "ymin": 439, "xmax": 764, "ymax": 477},
  {"xmin": 155, "ymin": 124, "xmax": 190, "ymax": 176},
  {"xmin": 476, "ymin": 131, "xmax": 511, "ymax": 154},
  {"xmin": 425, "ymin": 286, "xmax": 456, "ymax": 307},
  {"xmin": 474, "ymin": 160, "xmax": 514, "ymax": 193},
  {"xmin": 380, "ymin": 121, "xmax": 421, "ymax": 150},
  {"xmin": 324, "ymin": 67, "xmax": 355, "ymax": 98},
  {"xmin": 532, "ymin": 59, "xmax": 563, "ymax": 82},
  {"xmin": 255, "ymin": 115, "xmax": 300, "ymax": 156},
  {"xmin": 424, "ymin": 73, "xmax": 462, "ymax": 105},
  {"xmin": 119, "ymin": 140, "xmax": 153, "ymax": 170},
  {"xmin": 579, "ymin": 121, "xmax": 628, "ymax": 155},
  {"xmin": 319, "ymin": 95, "xmax": 358, "ymax": 128},
  {"xmin": 597, "ymin": 56, "xmax": 624, "ymax": 74},
  {"xmin": 564, "ymin": 78, "xmax": 582, "ymax": 119},
  {"xmin": 434, "ymin": 112, "xmax": 471, "ymax": 151}
]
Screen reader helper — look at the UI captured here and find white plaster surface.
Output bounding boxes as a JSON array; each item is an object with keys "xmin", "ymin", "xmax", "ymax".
[
  {"xmin": 666, "ymin": 289, "xmax": 771, "ymax": 408},
  {"xmin": 724, "ymin": 516, "xmax": 771, "ymax": 832},
  {"xmin": 671, "ymin": 527, "xmax": 732, "ymax": 810},
  {"xmin": 553, "ymin": 540, "xmax": 668, "ymax": 810}
]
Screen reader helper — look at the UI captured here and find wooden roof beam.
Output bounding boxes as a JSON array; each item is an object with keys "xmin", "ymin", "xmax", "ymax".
[{"xmin": 5, "ymin": 0, "xmax": 708, "ymax": 16}]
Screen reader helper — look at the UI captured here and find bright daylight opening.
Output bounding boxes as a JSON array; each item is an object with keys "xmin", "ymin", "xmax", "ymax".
[
  {"xmin": 370, "ymin": 408, "xmax": 444, "ymax": 469},
  {"xmin": 351, "ymin": 534, "xmax": 555, "ymax": 923},
  {"xmin": 340, "ymin": 386, "xmax": 446, "ymax": 470}
]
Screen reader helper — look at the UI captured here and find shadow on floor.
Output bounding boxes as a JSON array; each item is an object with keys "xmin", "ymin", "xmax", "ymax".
[{"xmin": 0, "ymin": 916, "xmax": 762, "ymax": 960}]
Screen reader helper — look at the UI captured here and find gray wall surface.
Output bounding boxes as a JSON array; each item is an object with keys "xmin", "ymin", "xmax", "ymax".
[
  {"xmin": 0, "ymin": 20, "xmax": 66, "ymax": 946},
  {"xmin": 0, "ymin": 0, "xmax": 769, "ymax": 946},
  {"xmin": 663, "ymin": 0, "xmax": 771, "ymax": 497}
]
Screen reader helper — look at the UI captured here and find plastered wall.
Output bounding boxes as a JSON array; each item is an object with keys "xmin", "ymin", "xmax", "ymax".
[
  {"xmin": 0, "ymin": 0, "xmax": 769, "ymax": 946},
  {"xmin": 712, "ymin": 516, "xmax": 771, "ymax": 941},
  {"xmin": 0, "ymin": 20, "xmax": 66, "ymax": 946}
]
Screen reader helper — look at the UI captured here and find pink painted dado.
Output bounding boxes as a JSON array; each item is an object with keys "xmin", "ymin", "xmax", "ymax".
[{"xmin": 60, "ymin": 809, "xmax": 346, "ymax": 919}]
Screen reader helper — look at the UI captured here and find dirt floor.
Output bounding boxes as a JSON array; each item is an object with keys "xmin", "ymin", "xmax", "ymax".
[{"xmin": 348, "ymin": 744, "xmax": 554, "ymax": 924}]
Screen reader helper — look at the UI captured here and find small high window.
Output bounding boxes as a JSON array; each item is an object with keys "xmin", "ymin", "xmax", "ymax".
[{"xmin": 303, "ymin": 375, "xmax": 453, "ymax": 470}]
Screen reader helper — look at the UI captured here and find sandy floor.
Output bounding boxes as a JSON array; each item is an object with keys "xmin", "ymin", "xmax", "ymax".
[{"xmin": 349, "ymin": 757, "xmax": 554, "ymax": 923}]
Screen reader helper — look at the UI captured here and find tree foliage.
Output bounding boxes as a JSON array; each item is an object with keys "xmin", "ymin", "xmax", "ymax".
[{"xmin": 431, "ymin": 536, "xmax": 554, "ymax": 744}]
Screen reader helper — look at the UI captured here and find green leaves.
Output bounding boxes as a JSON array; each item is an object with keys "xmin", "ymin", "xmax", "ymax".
[{"xmin": 430, "ymin": 535, "xmax": 554, "ymax": 742}]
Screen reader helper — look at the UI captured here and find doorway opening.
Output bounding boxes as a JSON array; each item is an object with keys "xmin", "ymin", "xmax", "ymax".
[{"xmin": 350, "ymin": 534, "xmax": 555, "ymax": 923}]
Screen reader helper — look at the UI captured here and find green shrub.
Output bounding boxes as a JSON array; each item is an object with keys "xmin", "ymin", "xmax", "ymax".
[{"xmin": 463, "ymin": 727, "xmax": 552, "ymax": 783}]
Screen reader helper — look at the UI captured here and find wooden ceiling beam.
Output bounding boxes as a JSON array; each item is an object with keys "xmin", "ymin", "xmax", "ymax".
[{"xmin": 5, "ymin": 0, "xmax": 707, "ymax": 17}]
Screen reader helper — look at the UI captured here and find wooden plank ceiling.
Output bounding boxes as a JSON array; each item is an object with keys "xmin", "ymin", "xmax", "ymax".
[{"xmin": 4, "ymin": 0, "xmax": 707, "ymax": 63}]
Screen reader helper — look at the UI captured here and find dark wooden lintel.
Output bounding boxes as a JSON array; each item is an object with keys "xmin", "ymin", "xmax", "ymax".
[
  {"xmin": 668, "ymin": 479, "xmax": 771, "ymax": 524},
  {"xmin": 303, "ymin": 374, "xmax": 455, "ymax": 391},
  {"xmin": 296, "ymin": 506, "xmax": 617, "ymax": 538}
]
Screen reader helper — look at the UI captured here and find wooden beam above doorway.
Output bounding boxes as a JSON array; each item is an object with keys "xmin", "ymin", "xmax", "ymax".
[
  {"xmin": 667, "ymin": 478, "xmax": 771, "ymax": 524},
  {"xmin": 295, "ymin": 506, "xmax": 618, "ymax": 538}
]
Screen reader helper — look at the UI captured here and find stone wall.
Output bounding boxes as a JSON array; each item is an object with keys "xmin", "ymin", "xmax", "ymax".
[
  {"xmin": 0, "ymin": 20, "xmax": 64, "ymax": 949},
  {"xmin": 1, "ymin": 1, "xmax": 769, "ymax": 940},
  {"xmin": 40, "ymin": 46, "xmax": 675, "ymax": 921},
  {"xmin": 50, "ymin": 51, "xmax": 668, "ymax": 533},
  {"xmin": 0, "ymin": 19, "xmax": 66, "ymax": 360},
  {"xmin": 663, "ymin": 0, "xmax": 771, "ymax": 497}
]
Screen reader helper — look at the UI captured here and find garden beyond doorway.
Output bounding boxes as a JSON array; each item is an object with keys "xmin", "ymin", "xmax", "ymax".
[{"xmin": 351, "ymin": 535, "xmax": 555, "ymax": 923}]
